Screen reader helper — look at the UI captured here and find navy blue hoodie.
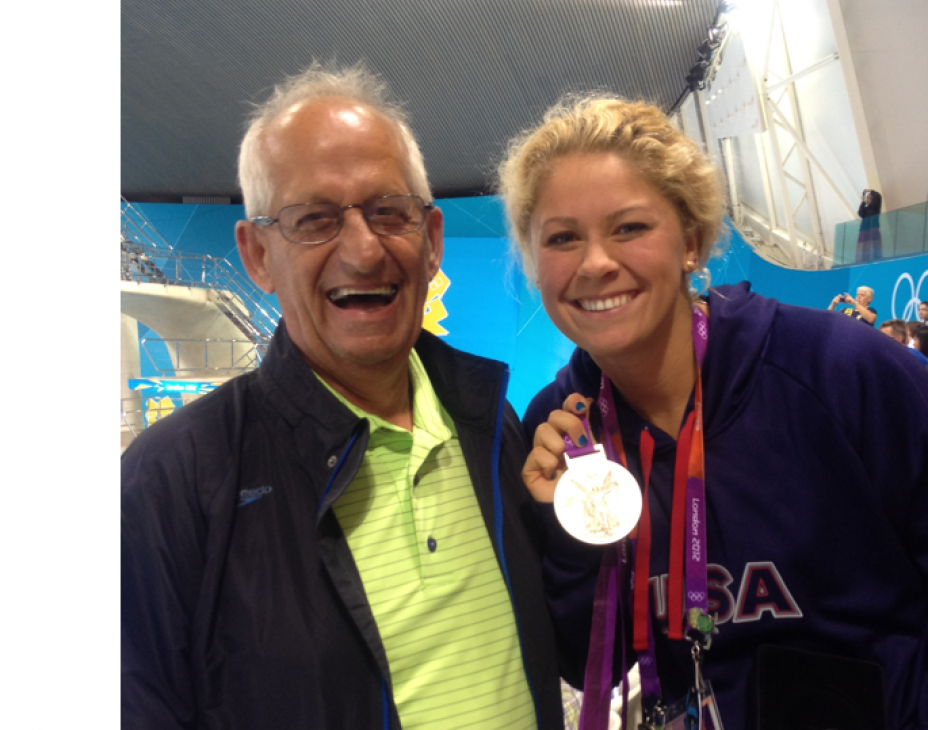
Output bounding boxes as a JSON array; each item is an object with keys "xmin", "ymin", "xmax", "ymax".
[{"xmin": 523, "ymin": 283, "xmax": 928, "ymax": 729}]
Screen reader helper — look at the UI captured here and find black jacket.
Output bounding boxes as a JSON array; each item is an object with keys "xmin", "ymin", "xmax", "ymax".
[
  {"xmin": 858, "ymin": 191, "xmax": 882, "ymax": 231},
  {"xmin": 122, "ymin": 323, "xmax": 562, "ymax": 729}
]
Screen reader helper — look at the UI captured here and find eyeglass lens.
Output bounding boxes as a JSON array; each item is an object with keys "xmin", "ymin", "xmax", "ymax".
[{"xmin": 279, "ymin": 195, "xmax": 426, "ymax": 243}]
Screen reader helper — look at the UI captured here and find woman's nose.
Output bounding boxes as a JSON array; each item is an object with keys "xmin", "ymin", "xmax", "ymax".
[{"xmin": 576, "ymin": 237, "xmax": 619, "ymax": 278}]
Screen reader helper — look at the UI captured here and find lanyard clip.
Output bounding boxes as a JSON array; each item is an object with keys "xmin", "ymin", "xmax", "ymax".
[
  {"xmin": 684, "ymin": 645, "xmax": 707, "ymax": 730},
  {"xmin": 563, "ymin": 442, "xmax": 607, "ymax": 467},
  {"xmin": 686, "ymin": 608, "xmax": 719, "ymax": 651},
  {"xmin": 691, "ymin": 642, "xmax": 707, "ymax": 694}
]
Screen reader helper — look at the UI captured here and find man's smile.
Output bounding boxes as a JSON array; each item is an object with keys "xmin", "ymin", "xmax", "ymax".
[{"xmin": 327, "ymin": 284, "xmax": 399, "ymax": 310}]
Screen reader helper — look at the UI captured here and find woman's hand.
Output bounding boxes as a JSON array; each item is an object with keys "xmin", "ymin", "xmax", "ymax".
[{"xmin": 522, "ymin": 393, "xmax": 595, "ymax": 502}]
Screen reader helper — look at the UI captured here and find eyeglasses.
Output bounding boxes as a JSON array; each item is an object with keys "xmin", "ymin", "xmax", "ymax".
[{"xmin": 251, "ymin": 194, "xmax": 434, "ymax": 245}]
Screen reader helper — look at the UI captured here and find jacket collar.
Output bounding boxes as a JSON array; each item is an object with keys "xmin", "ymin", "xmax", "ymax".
[
  {"xmin": 254, "ymin": 319, "xmax": 508, "ymax": 527},
  {"xmin": 257, "ymin": 318, "xmax": 505, "ymax": 449},
  {"xmin": 413, "ymin": 328, "xmax": 504, "ymax": 433},
  {"xmin": 256, "ymin": 319, "xmax": 361, "ymax": 437}
]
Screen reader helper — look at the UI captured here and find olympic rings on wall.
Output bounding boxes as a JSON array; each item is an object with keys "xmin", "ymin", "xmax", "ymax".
[{"xmin": 892, "ymin": 269, "xmax": 928, "ymax": 320}]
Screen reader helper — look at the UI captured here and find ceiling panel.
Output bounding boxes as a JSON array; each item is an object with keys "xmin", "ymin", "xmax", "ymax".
[{"xmin": 122, "ymin": 0, "xmax": 720, "ymax": 201}]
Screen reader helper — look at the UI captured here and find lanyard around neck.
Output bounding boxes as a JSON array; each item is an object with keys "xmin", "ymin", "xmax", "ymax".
[
  {"xmin": 578, "ymin": 305, "xmax": 709, "ymax": 728},
  {"xmin": 599, "ymin": 305, "xmax": 708, "ymax": 639}
]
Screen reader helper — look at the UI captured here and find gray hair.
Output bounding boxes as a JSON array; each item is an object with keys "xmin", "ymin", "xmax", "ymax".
[{"xmin": 238, "ymin": 61, "xmax": 431, "ymax": 218}]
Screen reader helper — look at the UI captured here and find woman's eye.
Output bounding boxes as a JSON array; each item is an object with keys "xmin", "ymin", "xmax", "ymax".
[
  {"xmin": 615, "ymin": 222, "xmax": 648, "ymax": 236},
  {"xmin": 545, "ymin": 231, "xmax": 578, "ymax": 246}
]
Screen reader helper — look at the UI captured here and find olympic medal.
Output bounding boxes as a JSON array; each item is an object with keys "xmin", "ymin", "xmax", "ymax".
[{"xmin": 554, "ymin": 450, "xmax": 643, "ymax": 544}]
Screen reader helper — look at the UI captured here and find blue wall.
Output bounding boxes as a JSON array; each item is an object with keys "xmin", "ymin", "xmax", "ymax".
[
  {"xmin": 710, "ymin": 230, "xmax": 928, "ymax": 324},
  {"xmin": 131, "ymin": 198, "xmax": 928, "ymax": 415}
]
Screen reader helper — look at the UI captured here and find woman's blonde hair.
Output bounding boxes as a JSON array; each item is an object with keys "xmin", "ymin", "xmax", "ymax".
[{"xmin": 497, "ymin": 94, "xmax": 726, "ymax": 283}]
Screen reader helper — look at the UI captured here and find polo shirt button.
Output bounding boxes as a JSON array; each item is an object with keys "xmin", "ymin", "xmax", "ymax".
[
  {"xmin": 326, "ymin": 455, "xmax": 337, "ymax": 468},
  {"xmin": 427, "ymin": 537, "xmax": 437, "ymax": 553}
]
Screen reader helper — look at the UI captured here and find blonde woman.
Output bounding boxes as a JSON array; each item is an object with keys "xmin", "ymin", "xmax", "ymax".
[{"xmin": 499, "ymin": 95, "xmax": 928, "ymax": 729}]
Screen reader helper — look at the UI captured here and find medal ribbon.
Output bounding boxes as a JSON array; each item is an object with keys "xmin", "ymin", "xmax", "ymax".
[{"xmin": 577, "ymin": 306, "xmax": 708, "ymax": 728}]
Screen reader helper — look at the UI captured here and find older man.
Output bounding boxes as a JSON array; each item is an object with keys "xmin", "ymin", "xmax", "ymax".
[
  {"xmin": 122, "ymin": 64, "xmax": 561, "ymax": 729},
  {"xmin": 827, "ymin": 285, "xmax": 877, "ymax": 325}
]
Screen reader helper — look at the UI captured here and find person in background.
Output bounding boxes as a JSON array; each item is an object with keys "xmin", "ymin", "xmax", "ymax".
[
  {"xmin": 498, "ymin": 94, "xmax": 928, "ymax": 729},
  {"xmin": 879, "ymin": 318, "xmax": 908, "ymax": 343},
  {"xmin": 880, "ymin": 318, "xmax": 928, "ymax": 367},
  {"xmin": 912, "ymin": 324, "xmax": 928, "ymax": 359},
  {"xmin": 856, "ymin": 189, "xmax": 882, "ymax": 262},
  {"xmin": 827, "ymin": 286, "xmax": 877, "ymax": 325},
  {"xmin": 919, "ymin": 300, "xmax": 928, "ymax": 324},
  {"xmin": 122, "ymin": 62, "xmax": 562, "ymax": 730}
]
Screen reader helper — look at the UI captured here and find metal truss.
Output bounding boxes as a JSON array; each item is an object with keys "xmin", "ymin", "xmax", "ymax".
[{"xmin": 745, "ymin": 0, "xmax": 857, "ymax": 269}]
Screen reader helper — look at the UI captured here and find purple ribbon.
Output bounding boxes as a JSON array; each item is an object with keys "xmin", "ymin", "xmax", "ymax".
[
  {"xmin": 577, "ymin": 305, "xmax": 710, "ymax": 728},
  {"xmin": 685, "ymin": 308, "xmax": 709, "ymax": 619},
  {"xmin": 578, "ymin": 543, "xmax": 620, "ymax": 730},
  {"xmin": 685, "ymin": 475, "xmax": 708, "ymax": 616},
  {"xmin": 564, "ymin": 414, "xmax": 597, "ymax": 458}
]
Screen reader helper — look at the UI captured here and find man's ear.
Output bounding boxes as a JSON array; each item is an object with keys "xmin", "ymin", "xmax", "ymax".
[
  {"xmin": 424, "ymin": 205, "xmax": 444, "ymax": 280},
  {"xmin": 235, "ymin": 220, "xmax": 276, "ymax": 294}
]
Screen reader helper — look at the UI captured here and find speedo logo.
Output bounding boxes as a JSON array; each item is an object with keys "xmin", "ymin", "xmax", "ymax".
[{"xmin": 238, "ymin": 486, "xmax": 273, "ymax": 507}]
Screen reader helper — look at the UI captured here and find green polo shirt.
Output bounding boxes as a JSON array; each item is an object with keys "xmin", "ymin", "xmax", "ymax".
[{"xmin": 324, "ymin": 351, "xmax": 535, "ymax": 730}]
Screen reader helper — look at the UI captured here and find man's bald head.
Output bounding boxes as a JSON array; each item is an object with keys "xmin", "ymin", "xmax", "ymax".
[{"xmin": 238, "ymin": 62, "xmax": 431, "ymax": 219}]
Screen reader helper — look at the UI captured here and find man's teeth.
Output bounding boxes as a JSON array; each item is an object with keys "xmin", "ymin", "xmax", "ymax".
[
  {"xmin": 328, "ymin": 285, "xmax": 397, "ymax": 302},
  {"xmin": 578, "ymin": 294, "xmax": 633, "ymax": 312}
]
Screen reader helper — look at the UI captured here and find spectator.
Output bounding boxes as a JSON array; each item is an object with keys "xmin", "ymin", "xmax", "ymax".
[
  {"xmin": 913, "ymin": 324, "xmax": 928, "ymax": 358},
  {"xmin": 880, "ymin": 319, "xmax": 928, "ymax": 366},
  {"xmin": 919, "ymin": 300, "xmax": 928, "ymax": 324},
  {"xmin": 827, "ymin": 286, "xmax": 877, "ymax": 325},
  {"xmin": 856, "ymin": 189, "xmax": 882, "ymax": 262},
  {"xmin": 879, "ymin": 318, "xmax": 908, "ymax": 343}
]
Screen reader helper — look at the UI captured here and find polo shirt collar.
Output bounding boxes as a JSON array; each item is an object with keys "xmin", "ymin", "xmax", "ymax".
[{"xmin": 318, "ymin": 350, "xmax": 455, "ymax": 443}]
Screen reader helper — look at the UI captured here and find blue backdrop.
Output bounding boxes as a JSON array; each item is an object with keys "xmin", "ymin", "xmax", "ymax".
[{"xmin": 130, "ymin": 198, "xmax": 928, "ymax": 415}]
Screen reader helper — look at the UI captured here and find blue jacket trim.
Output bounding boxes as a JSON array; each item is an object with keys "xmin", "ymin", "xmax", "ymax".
[
  {"xmin": 492, "ymin": 368, "xmax": 510, "ymax": 585},
  {"xmin": 317, "ymin": 430, "xmax": 361, "ymax": 513},
  {"xmin": 382, "ymin": 677, "xmax": 390, "ymax": 730}
]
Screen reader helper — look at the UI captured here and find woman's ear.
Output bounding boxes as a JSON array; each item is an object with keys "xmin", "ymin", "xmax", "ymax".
[{"xmin": 683, "ymin": 229, "xmax": 700, "ymax": 272}]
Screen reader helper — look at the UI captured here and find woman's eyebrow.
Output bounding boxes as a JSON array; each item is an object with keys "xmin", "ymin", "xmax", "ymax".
[
  {"xmin": 541, "ymin": 205, "xmax": 652, "ymax": 228},
  {"xmin": 540, "ymin": 215, "xmax": 579, "ymax": 227},
  {"xmin": 605, "ymin": 205, "xmax": 650, "ymax": 223}
]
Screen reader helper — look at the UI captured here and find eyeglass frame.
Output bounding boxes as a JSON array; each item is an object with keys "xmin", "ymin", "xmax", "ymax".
[{"xmin": 250, "ymin": 194, "xmax": 435, "ymax": 245}]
